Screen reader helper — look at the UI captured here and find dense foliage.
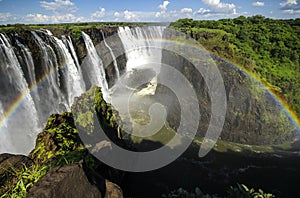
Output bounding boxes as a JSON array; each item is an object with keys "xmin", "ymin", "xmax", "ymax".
[
  {"xmin": 163, "ymin": 184, "xmax": 274, "ymax": 198},
  {"xmin": 170, "ymin": 16, "xmax": 300, "ymax": 117},
  {"xmin": 1, "ymin": 86, "xmax": 120, "ymax": 197}
]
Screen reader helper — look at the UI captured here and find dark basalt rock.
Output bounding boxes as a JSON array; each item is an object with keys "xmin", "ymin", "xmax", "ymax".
[
  {"xmin": 0, "ymin": 86, "xmax": 125, "ymax": 197},
  {"xmin": 161, "ymin": 48, "xmax": 296, "ymax": 145},
  {"xmin": 4, "ymin": 26, "xmax": 127, "ymax": 91},
  {"xmin": 27, "ymin": 162, "xmax": 103, "ymax": 198}
]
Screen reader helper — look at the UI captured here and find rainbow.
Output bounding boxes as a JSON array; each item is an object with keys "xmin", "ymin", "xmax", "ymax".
[
  {"xmin": 0, "ymin": 63, "xmax": 60, "ymax": 128},
  {"xmin": 0, "ymin": 36, "xmax": 299, "ymax": 137},
  {"xmin": 147, "ymin": 37, "xmax": 300, "ymax": 132}
]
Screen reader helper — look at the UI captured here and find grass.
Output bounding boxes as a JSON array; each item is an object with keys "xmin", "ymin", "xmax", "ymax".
[
  {"xmin": 194, "ymin": 136, "xmax": 297, "ymax": 154},
  {"xmin": 130, "ymin": 122, "xmax": 182, "ymax": 148},
  {"xmin": 0, "ymin": 164, "xmax": 49, "ymax": 198}
]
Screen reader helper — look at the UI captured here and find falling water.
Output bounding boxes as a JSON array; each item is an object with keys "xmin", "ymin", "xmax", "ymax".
[
  {"xmin": 101, "ymin": 31, "xmax": 120, "ymax": 79},
  {"xmin": 15, "ymin": 39, "xmax": 37, "ymax": 87},
  {"xmin": 81, "ymin": 31, "xmax": 109, "ymax": 100},
  {"xmin": 31, "ymin": 31, "xmax": 67, "ymax": 114},
  {"xmin": 48, "ymin": 32, "xmax": 86, "ymax": 106},
  {"xmin": 65, "ymin": 36, "xmax": 80, "ymax": 68},
  {"xmin": 118, "ymin": 26, "xmax": 165, "ymax": 73},
  {"xmin": 0, "ymin": 33, "xmax": 40, "ymax": 154},
  {"xmin": 0, "ymin": 26, "xmax": 167, "ymax": 154}
]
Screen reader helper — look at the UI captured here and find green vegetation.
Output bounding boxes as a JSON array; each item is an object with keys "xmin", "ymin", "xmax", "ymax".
[
  {"xmin": 0, "ymin": 164, "xmax": 48, "ymax": 198},
  {"xmin": 170, "ymin": 16, "xmax": 300, "ymax": 117},
  {"xmin": 1, "ymin": 86, "xmax": 122, "ymax": 197},
  {"xmin": 0, "ymin": 22, "xmax": 162, "ymax": 40},
  {"xmin": 29, "ymin": 112, "xmax": 83, "ymax": 164},
  {"xmin": 162, "ymin": 184, "xmax": 274, "ymax": 198}
]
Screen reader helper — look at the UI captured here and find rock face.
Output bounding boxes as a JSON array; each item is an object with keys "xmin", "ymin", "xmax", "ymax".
[
  {"xmin": 27, "ymin": 162, "xmax": 103, "ymax": 198},
  {"xmin": 4, "ymin": 26, "xmax": 127, "ymax": 89},
  {"xmin": 160, "ymin": 49, "xmax": 296, "ymax": 145},
  {"xmin": 0, "ymin": 86, "xmax": 124, "ymax": 197},
  {"xmin": 71, "ymin": 85, "xmax": 127, "ymax": 147},
  {"xmin": 27, "ymin": 162, "xmax": 123, "ymax": 198},
  {"xmin": 29, "ymin": 112, "xmax": 82, "ymax": 164}
]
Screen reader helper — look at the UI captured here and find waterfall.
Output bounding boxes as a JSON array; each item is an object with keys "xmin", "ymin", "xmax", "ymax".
[
  {"xmin": 101, "ymin": 31, "xmax": 120, "ymax": 79},
  {"xmin": 31, "ymin": 31, "xmax": 68, "ymax": 114},
  {"xmin": 15, "ymin": 39, "xmax": 37, "ymax": 87},
  {"xmin": 81, "ymin": 31, "xmax": 109, "ymax": 100},
  {"xmin": 65, "ymin": 36, "xmax": 80, "ymax": 68},
  {"xmin": 47, "ymin": 31, "xmax": 86, "ymax": 106},
  {"xmin": 118, "ymin": 26, "xmax": 165, "ymax": 73},
  {"xmin": 0, "ymin": 26, "xmax": 166, "ymax": 154},
  {"xmin": 15, "ymin": 38, "xmax": 41, "ymax": 105},
  {"xmin": 116, "ymin": 26, "xmax": 165, "ymax": 96},
  {"xmin": 0, "ymin": 33, "xmax": 40, "ymax": 154}
]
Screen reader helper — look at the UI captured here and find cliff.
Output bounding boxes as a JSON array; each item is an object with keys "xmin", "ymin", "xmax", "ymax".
[{"xmin": 0, "ymin": 86, "xmax": 124, "ymax": 197}]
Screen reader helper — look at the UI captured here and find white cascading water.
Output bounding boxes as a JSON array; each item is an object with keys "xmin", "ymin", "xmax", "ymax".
[
  {"xmin": 0, "ymin": 33, "xmax": 40, "ymax": 154},
  {"xmin": 81, "ymin": 31, "xmax": 109, "ymax": 100},
  {"xmin": 0, "ymin": 26, "xmax": 166, "ymax": 154},
  {"xmin": 110, "ymin": 26, "xmax": 166, "ymax": 135},
  {"xmin": 15, "ymin": 38, "xmax": 41, "ymax": 105},
  {"xmin": 118, "ymin": 26, "xmax": 165, "ymax": 73},
  {"xmin": 31, "ymin": 31, "xmax": 67, "ymax": 114},
  {"xmin": 47, "ymin": 31, "xmax": 86, "ymax": 106},
  {"xmin": 101, "ymin": 31, "xmax": 120, "ymax": 79},
  {"xmin": 116, "ymin": 26, "xmax": 165, "ymax": 96},
  {"xmin": 15, "ymin": 39, "xmax": 37, "ymax": 87},
  {"xmin": 63, "ymin": 36, "xmax": 86, "ymax": 88},
  {"xmin": 65, "ymin": 36, "xmax": 80, "ymax": 68}
]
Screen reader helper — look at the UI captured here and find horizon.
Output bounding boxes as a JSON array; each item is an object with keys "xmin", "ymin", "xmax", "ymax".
[{"xmin": 0, "ymin": 0, "xmax": 299, "ymax": 25}]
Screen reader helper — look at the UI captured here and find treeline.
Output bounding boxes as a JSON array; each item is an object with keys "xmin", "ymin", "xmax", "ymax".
[{"xmin": 170, "ymin": 16, "xmax": 300, "ymax": 117}]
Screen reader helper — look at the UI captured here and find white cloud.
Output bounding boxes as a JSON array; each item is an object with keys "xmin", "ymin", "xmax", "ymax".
[
  {"xmin": 0, "ymin": 12, "xmax": 13, "ymax": 22},
  {"xmin": 25, "ymin": 13, "xmax": 49, "ymax": 23},
  {"xmin": 252, "ymin": 1, "xmax": 265, "ymax": 6},
  {"xmin": 202, "ymin": 0, "xmax": 220, "ymax": 6},
  {"xmin": 91, "ymin": 7, "xmax": 106, "ymax": 18},
  {"xmin": 280, "ymin": 0, "xmax": 300, "ymax": 15},
  {"xmin": 114, "ymin": 12, "xmax": 120, "ymax": 17},
  {"xmin": 124, "ymin": 10, "xmax": 137, "ymax": 20},
  {"xmin": 156, "ymin": 1, "xmax": 170, "ymax": 18},
  {"xmin": 40, "ymin": 0, "xmax": 78, "ymax": 14},
  {"xmin": 201, "ymin": 0, "xmax": 236, "ymax": 14},
  {"xmin": 24, "ymin": 13, "xmax": 84, "ymax": 23},
  {"xmin": 181, "ymin": 8, "xmax": 193, "ymax": 13},
  {"xmin": 197, "ymin": 8, "xmax": 210, "ymax": 14},
  {"xmin": 283, "ymin": 9, "xmax": 300, "ymax": 13},
  {"xmin": 158, "ymin": 1, "xmax": 170, "ymax": 12},
  {"xmin": 280, "ymin": 0, "xmax": 297, "ymax": 7}
]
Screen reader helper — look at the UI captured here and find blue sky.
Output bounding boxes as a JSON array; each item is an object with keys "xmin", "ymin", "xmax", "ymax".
[{"xmin": 0, "ymin": 0, "xmax": 299, "ymax": 24}]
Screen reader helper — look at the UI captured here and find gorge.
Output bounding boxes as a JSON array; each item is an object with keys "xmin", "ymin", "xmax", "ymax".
[{"xmin": 0, "ymin": 23, "xmax": 300, "ymax": 197}]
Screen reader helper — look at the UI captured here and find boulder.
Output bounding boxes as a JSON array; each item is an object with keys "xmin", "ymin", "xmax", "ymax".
[{"xmin": 27, "ymin": 162, "xmax": 102, "ymax": 198}]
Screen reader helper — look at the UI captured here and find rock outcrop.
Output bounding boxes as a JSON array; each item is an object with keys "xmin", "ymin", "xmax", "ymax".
[
  {"xmin": 0, "ymin": 86, "xmax": 124, "ymax": 197},
  {"xmin": 160, "ymin": 47, "xmax": 296, "ymax": 145}
]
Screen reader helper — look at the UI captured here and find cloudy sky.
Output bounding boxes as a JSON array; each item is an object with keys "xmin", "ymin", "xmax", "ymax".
[{"xmin": 0, "ymin": 0, "xmax": 299, "ymax": 24}]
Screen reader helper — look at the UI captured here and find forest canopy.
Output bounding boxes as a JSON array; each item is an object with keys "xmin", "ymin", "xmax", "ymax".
[{"xmin": 170, "ymin": 16, "xmax": 300, "ymax": 117}]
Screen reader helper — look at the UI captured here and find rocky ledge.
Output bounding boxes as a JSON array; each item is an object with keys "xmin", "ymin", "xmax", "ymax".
[{"xmin": 0, "ymin": 86, "xmax": 124, "ymax": 198}]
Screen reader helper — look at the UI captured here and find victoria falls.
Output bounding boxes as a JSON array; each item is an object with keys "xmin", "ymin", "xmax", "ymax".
[{"xmin": 0, "ymin": 11, "xmax": 300, "ymax": 198}]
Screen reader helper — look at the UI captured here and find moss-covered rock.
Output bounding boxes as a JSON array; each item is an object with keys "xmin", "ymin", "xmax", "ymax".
[
  {"xmin": 29, "ymin": 112, "xmax": 83, "ymax": 164},
  {"xmin": 1, "ymin": 86, "xmax": 126, "ymax": 197},
  {"xmin": 71, "ymin": 86, "xmax": 125, "ymax": 148}
]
